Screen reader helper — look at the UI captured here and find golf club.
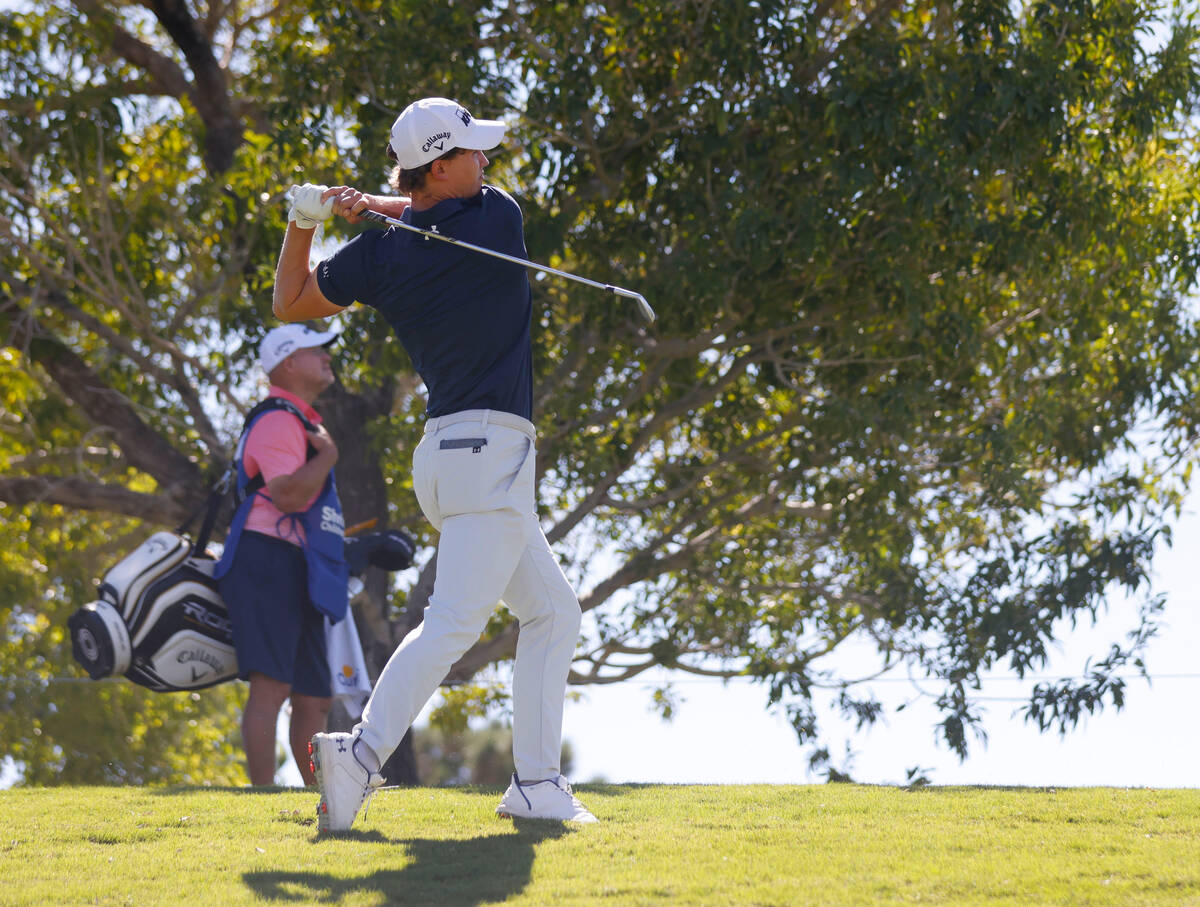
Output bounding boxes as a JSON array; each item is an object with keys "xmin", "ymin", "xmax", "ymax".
[{"xmin": 355, "ymin": 208, "xmax": 656, "ymax": 323}]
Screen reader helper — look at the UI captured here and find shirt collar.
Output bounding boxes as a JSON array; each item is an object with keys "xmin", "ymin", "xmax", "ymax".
[
  {"xmin": 266, "ymin": 385, "xmax": 322, "ymax": 424},
  {"xmin": 409, "ymin": 188, "xmax": 485, "ymax": 228}
]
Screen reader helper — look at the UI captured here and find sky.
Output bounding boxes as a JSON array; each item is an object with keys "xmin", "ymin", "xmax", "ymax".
[{"xmin": 270, "ymin": 489, "xmax": 1200, "ymax": 791}]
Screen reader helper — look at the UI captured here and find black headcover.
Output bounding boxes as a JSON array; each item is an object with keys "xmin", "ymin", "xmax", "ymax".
[{"xmin": 344, "ymin": 529, "xmax": 416, "ymax": 577}]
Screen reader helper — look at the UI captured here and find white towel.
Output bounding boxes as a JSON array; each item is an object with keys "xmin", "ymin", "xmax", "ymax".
[{"xmin": 325, "ymin": 608, "xmax": 372, "ymax": 719}]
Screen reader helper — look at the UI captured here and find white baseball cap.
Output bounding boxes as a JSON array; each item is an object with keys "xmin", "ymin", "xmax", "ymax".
[
  {"xmin": 259, "ymin": 324, "xmax": 339, "ymax": 374},
  {"xmin": 387, "ymin": 97, "xmax": 507, "ymax": 170}
]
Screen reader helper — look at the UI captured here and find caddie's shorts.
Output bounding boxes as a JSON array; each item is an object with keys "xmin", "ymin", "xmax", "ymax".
[{"xmin": 217, "ymin": 530, "xmax": 331, "ymax": 698}]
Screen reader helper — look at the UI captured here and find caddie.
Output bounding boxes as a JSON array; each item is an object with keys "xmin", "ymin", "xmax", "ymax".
[
  {"xmin": 213, "ymin": 323, "xmax": 349, "ymax": 786},
  {"xmin": 272, "ymin": 96, "xmax": 594, "ymax": 830}
]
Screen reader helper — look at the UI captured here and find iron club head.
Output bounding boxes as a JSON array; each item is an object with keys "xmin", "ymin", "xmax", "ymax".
[{"xmin": 607, "ymin": 286, "xmax": 657, "ymax": 322}]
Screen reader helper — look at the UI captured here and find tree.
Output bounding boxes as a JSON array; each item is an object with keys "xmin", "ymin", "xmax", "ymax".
[
  {"xmin": 0, "ymin": 0, "xmax": 419, "ymax": 783},
  {"xmin": 2, "ymin": 0, "xmax": 1199, "ymax": 786}
]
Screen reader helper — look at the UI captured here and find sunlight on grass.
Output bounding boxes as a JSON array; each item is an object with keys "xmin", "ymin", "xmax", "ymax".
[{"xmin": 1, "ymin": 784, "xmax": 1198, "ymax": 905}]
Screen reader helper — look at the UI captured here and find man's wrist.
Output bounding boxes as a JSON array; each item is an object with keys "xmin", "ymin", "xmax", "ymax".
[{"xmin": 368, "ymin": 195, "xmax": 410, "ymax": 218}]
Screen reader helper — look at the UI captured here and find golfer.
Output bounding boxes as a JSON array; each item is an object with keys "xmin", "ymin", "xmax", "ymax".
[{"xmin": 272, "ymin": 97, "xmax": 594, "ymax": 830}]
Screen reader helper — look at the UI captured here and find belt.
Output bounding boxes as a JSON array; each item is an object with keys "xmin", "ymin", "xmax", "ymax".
[{"xmin": 424, "ymin": 409, "xmax": 535, "ymax": 441}]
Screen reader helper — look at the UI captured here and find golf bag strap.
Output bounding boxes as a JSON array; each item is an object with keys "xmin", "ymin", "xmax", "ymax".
[
  {"xmin": 177, "ymin": 468, "xmax": 234, "ymax": 558},
  {"xmin": 192, "ymin": 469, "xmax": 235, "ymax": 557}
]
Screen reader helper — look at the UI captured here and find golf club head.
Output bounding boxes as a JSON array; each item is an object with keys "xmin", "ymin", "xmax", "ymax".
[{"xmin": 609, "ymin": 286, "xmax": 657, "ymax": 322}]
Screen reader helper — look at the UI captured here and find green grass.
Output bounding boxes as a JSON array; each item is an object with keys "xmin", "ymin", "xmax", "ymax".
[{"xmin": 2, "ymin": 784, "xmax": 1199, "ymax": 905}]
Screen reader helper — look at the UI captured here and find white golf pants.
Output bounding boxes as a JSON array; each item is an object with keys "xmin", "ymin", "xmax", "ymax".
[{"xmin": 354, "ymin": 409, "xmax": 582, "ymax": 781}]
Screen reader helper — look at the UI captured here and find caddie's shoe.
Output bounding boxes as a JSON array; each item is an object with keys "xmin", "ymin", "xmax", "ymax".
[
  {"xmin": 496, "ymin": 772, "xmax": 597, "ymax": 823},
  {"xmin": 309, "ymin": 732, "xmax": 384, "ymax": 833}
]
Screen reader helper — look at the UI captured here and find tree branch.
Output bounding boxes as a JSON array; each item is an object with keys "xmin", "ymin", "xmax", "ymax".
[
  {"xmin": 71, "ymin": 0, "xmax": 243, "ymax": 174},
  {"xmin": 6, "ymin": 268, "xmax": 225, "ymax": 456},
  {"xmin": 545, "ymin": 344, "xmax": 758, "ymax": 545},
  {"xmin": 0, "ymin": 80, "xmax": 182, "ymax": 115},
  {"xmin": 0, "ymin": 475, "xmax": 189, "ymax": 524},
  {"xmin": 146, "ymin": 0, "xmax": 241, "ymax": 173},
  {"xmin": 71, "ymin": 0, "xmax": 193, "ymax": 98},
  {"xmin": 7, "ymin": 313, "xmax": 203, "ymax": 497}
]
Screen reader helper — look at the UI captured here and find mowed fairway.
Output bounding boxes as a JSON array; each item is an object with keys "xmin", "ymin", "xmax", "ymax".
[{"xmin": 2, "ymin": 784, "xmax": 1197, "ymax": 905}]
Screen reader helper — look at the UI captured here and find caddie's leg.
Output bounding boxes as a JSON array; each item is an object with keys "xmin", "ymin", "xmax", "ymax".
[
  {"xmin": 289, "ymin": 694, "xmax": 331, "ymax": 785},
  {"xmin": 503, "ymin": 518, "xmax": 582, "ymax": 781},
  {"xmin": 244, "ymin": 672, "xmax": 291, "ymax": 785}
]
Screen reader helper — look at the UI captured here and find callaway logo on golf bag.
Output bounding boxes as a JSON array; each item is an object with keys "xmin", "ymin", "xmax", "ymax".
[{"xmin": 67, "ymin": 398, "xmax": 417, "ymax": 693}]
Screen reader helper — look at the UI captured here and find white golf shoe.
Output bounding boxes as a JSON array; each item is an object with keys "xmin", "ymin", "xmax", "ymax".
[
  {"xmin": 309, "ymin": 732, "xmax": 384, "ymax": 833},
  {"xmin": 496, "ymin": 772, "xmax": 597, "ymax": 823}
]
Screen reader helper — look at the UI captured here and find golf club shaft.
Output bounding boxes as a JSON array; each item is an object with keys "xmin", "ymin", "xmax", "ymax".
[{"xmin": 355, "ymin": 208, "xmax": 656, "ymax": 323}]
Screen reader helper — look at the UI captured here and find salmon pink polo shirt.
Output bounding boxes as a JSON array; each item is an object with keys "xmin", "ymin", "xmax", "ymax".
[{"xmin": 241, "ymin": 386, "xmax": 322, "ymax": 546}]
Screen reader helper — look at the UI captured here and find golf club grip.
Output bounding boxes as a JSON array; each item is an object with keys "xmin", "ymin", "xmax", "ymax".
[{"xmin": 358, "ymin": 209, "xmax": 391, "ymax": 225}]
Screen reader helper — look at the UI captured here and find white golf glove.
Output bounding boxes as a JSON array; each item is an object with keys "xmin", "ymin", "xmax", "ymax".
[{"xmin": 288, "ymin": 183, "xmax": 334, "ymax": 229}]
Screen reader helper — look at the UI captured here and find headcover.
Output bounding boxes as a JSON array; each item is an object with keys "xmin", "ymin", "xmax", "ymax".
[{"xmin": 344, "ymin": 529, "xmax": 417, "ymax": 577}]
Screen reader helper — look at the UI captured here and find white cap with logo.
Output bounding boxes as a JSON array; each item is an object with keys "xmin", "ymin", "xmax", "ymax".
[
  {"xmin": 259, "ymin": 324, "xmax": 339, "ymax": 374},
  {"xmin": 388, "ymin": 97, "xmax": 507, "ymax": 170}
]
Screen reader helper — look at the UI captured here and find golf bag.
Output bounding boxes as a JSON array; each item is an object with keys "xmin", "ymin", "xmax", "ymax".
[
  {"xmin": 68, "ymin": 531, "xmax": 234, "ymax": 691},
  {"xmin": 68, "ymin": 526, "xmax": 415, "ymax": 693}
]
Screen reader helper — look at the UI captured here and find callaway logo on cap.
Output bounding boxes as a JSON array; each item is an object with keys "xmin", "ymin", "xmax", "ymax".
[
  {"xmin": 388, "ymin": 97, "xmax": 507, "ymax": 170},
  {"xmin": 259, "ymin": 323, "xmax": 339, "ymax": 374}
]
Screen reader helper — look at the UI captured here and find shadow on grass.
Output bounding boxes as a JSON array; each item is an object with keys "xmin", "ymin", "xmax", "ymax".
[{"xmin": 243, "ymin": 820, "xmax": 572, "ymax": 905}]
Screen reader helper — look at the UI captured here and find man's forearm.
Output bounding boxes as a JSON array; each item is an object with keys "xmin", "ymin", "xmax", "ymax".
[
  {"xmin": 362, "ymin": 194, "xmax": 411, "ymax": 218},
  {"xmin": 272, "ymin": 225, "xmax": 317, "ymax": 319},
  {"xmin": 266, "ymin": 450, "xmax": 337, "ymax": 513}
]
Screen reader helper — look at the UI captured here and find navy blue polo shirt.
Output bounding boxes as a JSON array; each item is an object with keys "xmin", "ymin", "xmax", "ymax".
[{"xmin": 316, "ymin": 185, "xmax": 533, "ymax": 420}]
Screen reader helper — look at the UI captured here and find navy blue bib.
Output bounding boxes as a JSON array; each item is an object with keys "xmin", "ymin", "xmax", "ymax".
[{"xmin": 213, "ymin": 398, "xmax": 349, "ymax": 622}]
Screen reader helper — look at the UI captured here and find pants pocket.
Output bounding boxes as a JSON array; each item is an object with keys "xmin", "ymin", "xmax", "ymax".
[
  {"xmin": 412, "ymin": 434, "xmax": 440, "ymax": 530},
  {"xmin": 503, "ymin": 437, "xmax": 534, "ymax": 500},
  {"xmin": 435, "ymin": 429, "xmax": 530, "ymax": 518}
]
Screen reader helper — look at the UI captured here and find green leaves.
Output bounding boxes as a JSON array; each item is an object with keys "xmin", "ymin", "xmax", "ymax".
[{"xmin": 493, "ymin": 0, "xmax": 1200, "ymax": 761}]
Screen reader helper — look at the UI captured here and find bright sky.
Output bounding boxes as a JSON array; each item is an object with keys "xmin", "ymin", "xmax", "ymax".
[{"xmin": 273, "ymin": 490, "xmax": 1200, "ymax": 790}]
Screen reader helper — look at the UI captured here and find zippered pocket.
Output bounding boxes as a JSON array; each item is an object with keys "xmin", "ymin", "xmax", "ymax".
[{"xmin": 439, "ymin": 437, "xmax": 488, "ymax": 452}]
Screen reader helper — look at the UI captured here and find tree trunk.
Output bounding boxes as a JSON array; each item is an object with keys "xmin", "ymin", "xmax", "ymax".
[{"xmin": 381, "ymin": 730, "xmax": 418, "ymax": 787}]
